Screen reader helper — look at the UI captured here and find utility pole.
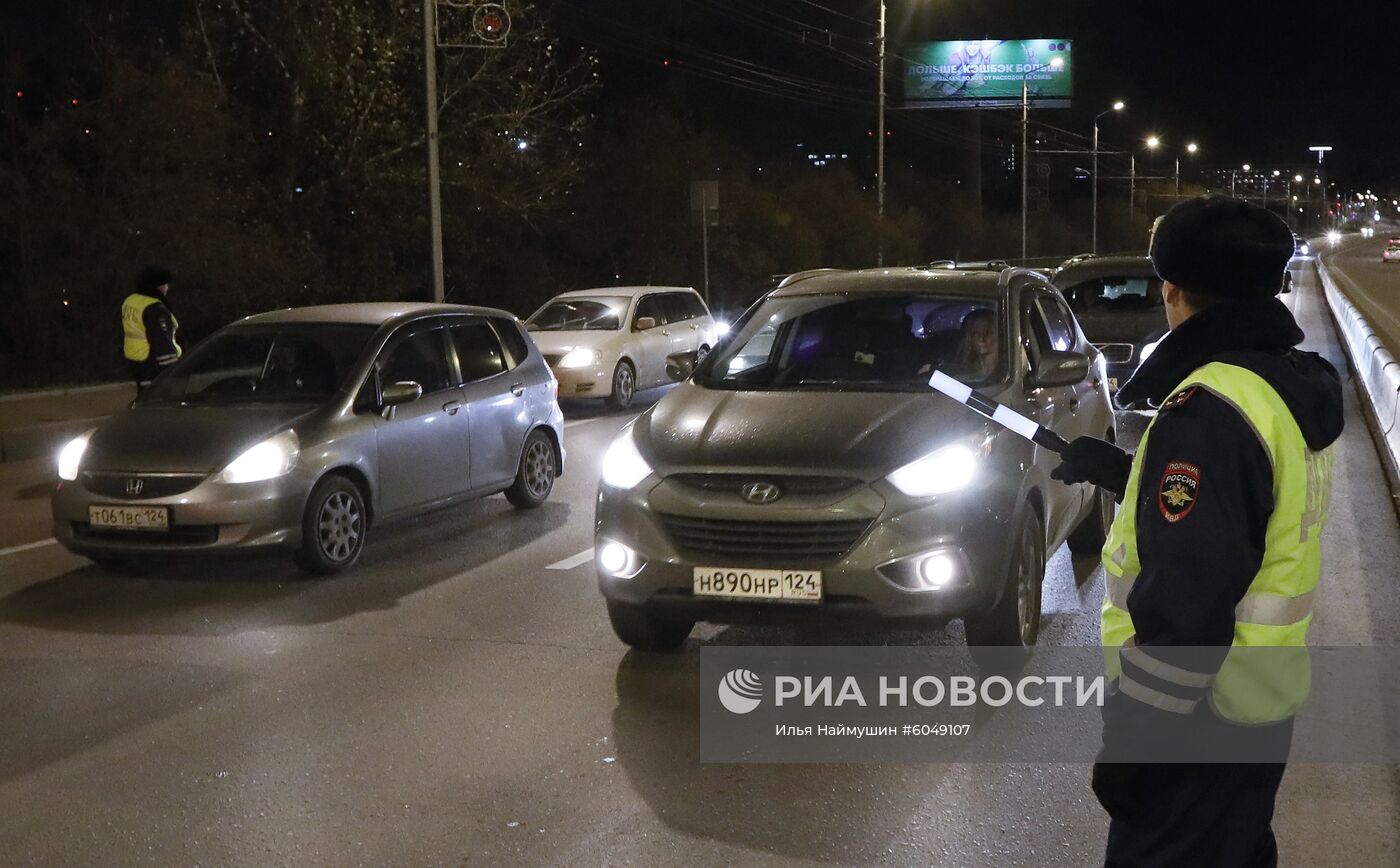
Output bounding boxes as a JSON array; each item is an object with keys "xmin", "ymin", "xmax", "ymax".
[
  {"xmin": 876, "ymin": 1, "xmax": 886, "ymax": 266},
  {"xmin": 1129, "ymin": 154, "xmax": 1136, "ymax": 223},
  {"xmin": 422, "ymin": 0, "xmax": 445, "ymax": 303}
]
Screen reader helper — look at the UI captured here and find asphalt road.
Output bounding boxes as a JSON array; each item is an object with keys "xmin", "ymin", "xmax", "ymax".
[
  {"xmin": 1324, "ymin": 233, "xmax": 1400, "ymax": 357},
  {"xmin": 0, "ymin": 264, "xmax": 1396, "ymax": 866}
]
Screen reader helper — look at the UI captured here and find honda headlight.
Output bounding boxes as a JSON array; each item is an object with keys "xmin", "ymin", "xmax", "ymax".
[
  {"xmin": 57, "ymin": 429, "xmax": 96, "ymax": 481},
  {"xmin": 217, "ymin": 430, "xmax": 300, "ymax": 484},
  {"xmin": 601, "ymin": 426, "xmax": 653, "ymax": 489},
  {"xmin": 886, "ymin": 443, "xmax": 980, "ymax": 497},
  {"xmin": 558, "ymin": 348, "xmax": 600, "ymax": 369}
]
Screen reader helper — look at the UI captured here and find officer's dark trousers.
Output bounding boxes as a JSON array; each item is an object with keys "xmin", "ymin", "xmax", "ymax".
[{"xmin": 1101, "ymin": 762, "xmax": 1287, "ymax": 867}]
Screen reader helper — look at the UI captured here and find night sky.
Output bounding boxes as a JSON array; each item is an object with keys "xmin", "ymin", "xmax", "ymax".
[{"xmin": 553, "ymin": 0, "xmax": 1396, "ymax": 186}]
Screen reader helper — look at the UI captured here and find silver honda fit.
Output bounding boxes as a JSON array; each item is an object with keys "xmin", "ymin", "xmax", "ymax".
[
  {"xmin": 594, "ymin": 266, "xmax": 1114, "ymax": 652},
  {"xmin": 53, "ymin": 303, "xmax": 564, "ymax": 573}
]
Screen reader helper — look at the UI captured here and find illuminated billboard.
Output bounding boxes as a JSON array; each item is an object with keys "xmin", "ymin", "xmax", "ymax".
[{"xmin": 903, "ymin": 39, "xmax": 1073, "ymax": 109}]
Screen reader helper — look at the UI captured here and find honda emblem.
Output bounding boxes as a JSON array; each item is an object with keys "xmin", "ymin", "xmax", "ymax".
[{"xmin": 125, "ymin": 478, "xmax": 144, "ymax": 497}]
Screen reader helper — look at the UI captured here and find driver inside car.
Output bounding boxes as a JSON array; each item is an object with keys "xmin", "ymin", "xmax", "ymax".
[{"xmin": 956, "ymin": 308, "xmax": 999, "ymax": 381}]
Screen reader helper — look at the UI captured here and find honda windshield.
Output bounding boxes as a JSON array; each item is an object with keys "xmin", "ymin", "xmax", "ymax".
[{"xmin": 140, "ymin": 323, "xmax": 375, "ymax": 405}]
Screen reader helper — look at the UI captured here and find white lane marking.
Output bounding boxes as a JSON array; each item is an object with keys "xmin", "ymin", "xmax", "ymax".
[
  {"xmin": 564, "ymin": 418, "xmax": 602, "ymax": 429},
  {"xmin": 0, "ymin": 538, "xmax": 57, "ymax": 558},
  {"xmin": 547, "ymin": 547, "xmax": 595, "ymax": 570}
]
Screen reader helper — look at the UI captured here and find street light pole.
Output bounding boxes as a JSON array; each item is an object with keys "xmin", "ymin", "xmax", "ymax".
[
  {"xmin": 1092, "ymin": 101, "xmax": 1124, "ymax": 255},
  {"xmin": 1020, "ymin": 57, "xmax": 1063, "ymax": 264},
  {"xmin": 876, "ymin": 0, "xmax": 886, "ymax": 266},
  {"xmin": 421, "ymin": 0, "xmax": 445, "ymax": 302},
  {"xmin": 1021, "ymin": 76, "xmax": 1029, "ymax": 263}
]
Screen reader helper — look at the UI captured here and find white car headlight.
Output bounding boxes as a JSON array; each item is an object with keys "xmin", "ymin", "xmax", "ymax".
[
  {"xmin": 886, "ymin": 443, "xmax": 979, "ymax": 497},
  {"xmin": 1139, "ymin": 338, "xmax": 1162, "ymax": 363},
  {"xmin": 601, "ymin": 426, "xmax": 653, "ymax": 489},
  {"xmin": 57, "ymin": 429, "xmax": 95, "ymax": 481},
  {"xmin": 558, "ymin": 348, "xmax": 599, "ymax": 369},
  {"xmin": 217, "ymin": 430, "xmax": 300, "ymax": 484}
]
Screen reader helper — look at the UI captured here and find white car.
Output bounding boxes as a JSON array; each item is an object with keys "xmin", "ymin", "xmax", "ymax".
[
  {"xmin": 525, "ymin": 286, "xmax": 720, "ymax": 409},
  {"xmin": 1383, "ymin": 245, "xmax": 1400, "ymax": 264}
]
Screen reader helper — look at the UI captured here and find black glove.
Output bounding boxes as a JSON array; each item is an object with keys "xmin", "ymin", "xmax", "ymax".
[
  {"xmin": 1091, "ymin": 760, "xmax": 1154, "ymax": 824},
  {"xmin": 1049, "ymin": 436, "xmax": 1131, "ymax": 499}
]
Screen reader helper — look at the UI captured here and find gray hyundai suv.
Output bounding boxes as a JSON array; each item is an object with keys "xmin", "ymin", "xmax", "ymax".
[{"xmin": 594, "ymin": 265, "xmax": 1114, "ymax": 653}]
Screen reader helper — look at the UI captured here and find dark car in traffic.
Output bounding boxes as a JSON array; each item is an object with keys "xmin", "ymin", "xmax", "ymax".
[{"xmin": 1052, "ymin": 255, "xmax": 1167, "ymax": 397}]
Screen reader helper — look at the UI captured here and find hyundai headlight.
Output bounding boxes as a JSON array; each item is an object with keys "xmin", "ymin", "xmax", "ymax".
[
  {"xmin": 558, "ymin": 348, "xmax": 600, "ymax": 369},
  {"xmin": 601, "ymin": 426, "xmax": 653, "ymax": 489},
  {"xmin": 217, "ymin": 430, "xmax": 300, "ymax": 484},
  {"xmin": 886, "ymin": 443, "xmax": 980, "ymax": 497},
  {"xmin": 57, "ymin": 429, "xmax": 95, "ymax": 481}
]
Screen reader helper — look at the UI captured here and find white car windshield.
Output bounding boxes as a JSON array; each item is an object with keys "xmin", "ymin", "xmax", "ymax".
[
  {"xmin": 696, "ymin": 293, "xmax": 1005, "ymax": 392},
  {"xmin": 528, "ymin": 297, "xmax": 630, "ymax": 331}
]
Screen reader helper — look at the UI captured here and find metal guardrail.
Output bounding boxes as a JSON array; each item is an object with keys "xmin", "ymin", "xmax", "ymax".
[{"xmin": 1316, "ymin": 254, "xmax": 1400, "ymax": 501}]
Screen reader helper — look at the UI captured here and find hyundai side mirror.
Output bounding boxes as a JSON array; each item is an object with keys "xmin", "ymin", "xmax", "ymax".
[
  {"xmin": 665, "ymin": 351, "xmax": 698, "ymax": 382},
  {"xmin": 1027, "ymin": 350, "xmax": 1090, "ymax": 389},
  {"xmin": 382, "ymin": 380, "xmax": 423, "ymax": 406}
]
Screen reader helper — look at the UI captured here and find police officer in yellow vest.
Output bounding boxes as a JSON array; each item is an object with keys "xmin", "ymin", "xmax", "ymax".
[
  {"xmin": 122, "ymin": 266, "xmax": 181, "ymax": 390},
  {"xmin": 1051, "ymin": 196, "xmax": 1343, "ymax": 867}
]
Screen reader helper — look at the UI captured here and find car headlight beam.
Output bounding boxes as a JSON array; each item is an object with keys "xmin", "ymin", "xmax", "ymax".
[
  {"xmin": 216, "ymin": 430, "xmax": 300, "ymax": 484},
  {"xmin": 601, "ymin": 426, "xmax": 654, "ymax": 489},
  {"xmin": 558, "ymin": 348, "xmax": 599, "ymax": 369},
  {"xmin": 886, "ymin": 443, "xmax": 979, "ymax": 497},
  {"xmin": 56, "ymin": 429, "xmax": 95, "ymax": 481}
]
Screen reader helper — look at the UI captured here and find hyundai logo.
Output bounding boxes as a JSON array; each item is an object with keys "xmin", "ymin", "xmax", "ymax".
[
  {"xmin": 125, "ymin": 478, "xmax": 144, "ymax": 497},
  {"xmin": 740, "ymin": 481, "xmax": 783, "ymax": 504}
]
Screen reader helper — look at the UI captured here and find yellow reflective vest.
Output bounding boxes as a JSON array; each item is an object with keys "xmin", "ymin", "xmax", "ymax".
[
  {"xmin": 122, "ymin": 293, "xmax": 181, "ymax": 363},
  {"xmin": 1101, "ymin": 361, "xmax": 1333, "ymax": 724}
]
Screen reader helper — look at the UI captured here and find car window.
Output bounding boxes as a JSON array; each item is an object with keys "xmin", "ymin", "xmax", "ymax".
[
  {"xmin": 492, "ymin": 318, "xmax": 530, "ymax": 369},
  {"xmin": 139, "ymin": 323, "xmax": 374, "ymax": 406},
  {"xmin": 449, "ymin": 318, "xmax": 508, "ymax": 383},
  {"xmin": 697, "ymin": 293, "xmax": 1003, "ymax": 390},
  {"xmin": 526, "ymin": 296, "xmax": 628, "ymax": 331},
  {"xmin": 685, "ymin": 292, "xmax": 710, "ymax": 319},
  {"xmin": 380, "ymin": 323, "xmax": 451, "ymax": 394},
  {"xmin": 660, "ymin": 293, "xmax": 694, "ymax": 324},
  {"xmin": 1037, "ymin": 296, "xmax": 1077, "ymax": 352},
  {"xmin": 1022, "ymin": 295, "xmax": 1052, "ymax": 363},
  {"xmin": 634, "ymin": 295, "xmax": 665, "ymax": 328}
]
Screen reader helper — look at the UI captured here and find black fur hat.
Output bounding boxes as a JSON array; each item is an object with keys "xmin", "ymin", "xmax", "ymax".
[
  {"xmin": 1149, "ymin": 195, "xmax": 1294, "ymax": 297},
  {"xmin": 137, "ymin": 265, "xmax": 173, "ymax": 293}
]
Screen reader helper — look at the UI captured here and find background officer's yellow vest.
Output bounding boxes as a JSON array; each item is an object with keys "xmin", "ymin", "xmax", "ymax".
[
  {"xmin": 122, "ymin": 294, "xmax": 180, "ymax": 362},
  {"xmin": 1101, "ymin": 362, "xmax": 1333, "ymax": 724}
]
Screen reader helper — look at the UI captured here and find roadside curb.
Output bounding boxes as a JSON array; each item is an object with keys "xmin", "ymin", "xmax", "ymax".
[
  {"xmin": 0, "ymin": 381, "xmax": 130, "ymax": 403},
  {"xmin": 1316, "ymin": 250, "xmax": 1400, "ymax": 514}
]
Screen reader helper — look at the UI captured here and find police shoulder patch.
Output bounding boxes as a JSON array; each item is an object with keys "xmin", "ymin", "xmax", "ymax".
[
  {"xmin": 1158, "ymin": 460, "xmax": 1201, "ymax": 523},
  {"xmin": 1159, "ymin": 387, "xmax": 1198, "ymax": 411}
]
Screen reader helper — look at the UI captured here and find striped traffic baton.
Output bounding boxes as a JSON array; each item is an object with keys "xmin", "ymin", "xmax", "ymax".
[{"xmin": 928, "ymin": 370, "xmax": 1071, "ymax": 454}]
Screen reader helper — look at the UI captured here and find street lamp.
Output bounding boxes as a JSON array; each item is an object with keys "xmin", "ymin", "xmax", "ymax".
[
  {"xmin": 1131, "ymin": 136, "xmax": 1160, "ymax": 222},
  {"xmin": 1176, "ymin": 142, "xmax": 1198, "ymax": 198},
  {"xmin": 1020, "ymin": 55, "xmax": 1064, "ymax": 263},
  {"xmin": 1092, "ymin": 100, "xmax": 1126, "ymax": 254},
  {"xmin": 1232, "ymin": 163, "xmax": 1251, "ymax": 197}
]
